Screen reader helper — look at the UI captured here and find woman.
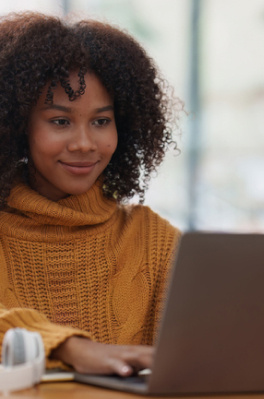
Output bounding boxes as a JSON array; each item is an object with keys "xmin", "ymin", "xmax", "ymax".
[{"xmin": 0, "ymin": 12, "xmax": 182, "ymax": 376}]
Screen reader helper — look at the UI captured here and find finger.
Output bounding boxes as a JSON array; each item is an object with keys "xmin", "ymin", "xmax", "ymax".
[
  {"xmin": 119, "ymin": 346, "xmax": 154, "ymax": 370},
  {"xmin": 106, "ymin": 358, "xmax": 134, "ymax": 377}
]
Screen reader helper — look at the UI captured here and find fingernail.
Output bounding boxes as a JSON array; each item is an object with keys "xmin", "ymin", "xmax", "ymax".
[{"xmin": 121, "ymin": 365, "xmax": 131, "ymax": 375}]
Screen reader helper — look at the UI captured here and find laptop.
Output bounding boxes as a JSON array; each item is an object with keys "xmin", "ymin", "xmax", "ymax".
[{"xmin": 54, "ymin": 232, "xmax": 264, "ymax": 394}]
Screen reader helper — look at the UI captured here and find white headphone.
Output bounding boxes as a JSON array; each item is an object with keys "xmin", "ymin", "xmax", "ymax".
[{"xmin": 0, "ymin": 328, "xmax": 45, "ymax": 393}]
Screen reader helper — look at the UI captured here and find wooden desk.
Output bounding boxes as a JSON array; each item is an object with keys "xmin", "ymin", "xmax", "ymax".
[{"xmin": 5, "ymin": 382, "xmax": 264, "ymax": 399}]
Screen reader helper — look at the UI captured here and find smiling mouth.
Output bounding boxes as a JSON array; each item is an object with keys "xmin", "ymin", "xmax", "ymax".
[{"xmin": 59, "ymin": 161, "xmax": 98, "ymax": 175}]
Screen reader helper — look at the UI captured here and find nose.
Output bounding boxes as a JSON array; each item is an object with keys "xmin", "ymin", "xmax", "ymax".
[{"xmin": 67, "ymin": 126, "xmax": 97, "ymax": 153}]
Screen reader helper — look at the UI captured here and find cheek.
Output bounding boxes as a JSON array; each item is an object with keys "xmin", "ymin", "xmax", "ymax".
[
  {"xmin": 29, "ymin": 132, "xmax": 63, "ymax": 158},
  {"xmin": 108, "ymin": 140, "xmax": 118, "ymax": 151},
  {"xmin": 111, "ymin": 132, "xmax": 118, "ymax": 151},
  {"xmin": 103, "ymin": 133, "xmax": 118, "ymax": 155}
]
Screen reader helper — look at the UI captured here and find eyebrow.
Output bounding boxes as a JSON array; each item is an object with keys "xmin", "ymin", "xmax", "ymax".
[
  {"xmin": 96, "ymin": 105, "xmax": 114, "ymax": 113},
  {"xmin": 41, "ymin": 104, "xmax": 72, "ymax": 112},
  {"xmin": 40, "ymin": 104, "xmax": 114, "ymax": 113}
]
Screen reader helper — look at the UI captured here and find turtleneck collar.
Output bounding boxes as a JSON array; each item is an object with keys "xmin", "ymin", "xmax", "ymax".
[{"xmin": 6, "ymin": 180, "xmax": 117, "ymax": 227}]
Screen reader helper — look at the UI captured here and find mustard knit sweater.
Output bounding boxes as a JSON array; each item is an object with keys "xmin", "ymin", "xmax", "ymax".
[{"xmin": 0, "ymin": 180, "xmax": 180, "ymax": 367}]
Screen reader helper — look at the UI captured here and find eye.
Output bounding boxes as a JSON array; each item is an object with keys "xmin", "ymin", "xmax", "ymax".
[
  {"xmin": 93, "ymin": 118, "xmax": 111, "ymax": 127},
  {"xmin": 51, "ymin": 118, "xmax": 70, "ymax": 127}
]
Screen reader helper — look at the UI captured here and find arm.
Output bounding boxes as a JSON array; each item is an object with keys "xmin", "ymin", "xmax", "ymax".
[
  {"xmin": 0, "ymin": 306, "xmax": 154, "ymax": 374},
  {"xmin": 0, "ymin": 242, "xmax": 91, "ymax": 368},
  {"xmin": 153, "ymin": 229, "xmax": 181, "ymax": 334},
  {"xmin": 0, "ymin": 245, "xmax": 154, "ymax": 375},
  {"xmin": 50, "ymin": 215, "xmax": 177, "ymax": 376},
  {"xmin": 0, "ymin": 305, "xmax": 92, "ymax": 368},
  {"xmin": 51, "ymin": 336, "xmax": 154, "ymax": 376}
]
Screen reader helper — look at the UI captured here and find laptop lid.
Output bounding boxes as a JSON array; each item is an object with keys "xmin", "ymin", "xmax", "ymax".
[
  {"xmin": 75, "ymin": 232, "xmax": 264, "ymax": 395},
  {"xmin": 148, "ymin": 231, "xmax": 264, "ymax": 394}
]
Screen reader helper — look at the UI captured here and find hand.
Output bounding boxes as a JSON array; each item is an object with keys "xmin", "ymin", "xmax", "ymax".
[{"xmin": 51, "ymin": 336, "xmax": 154, "ymax": 377}]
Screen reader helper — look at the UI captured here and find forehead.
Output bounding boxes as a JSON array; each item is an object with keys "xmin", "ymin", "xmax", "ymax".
[{"xmin": 36, "ymin": 72, "xmax": 113, "ymax": 109}]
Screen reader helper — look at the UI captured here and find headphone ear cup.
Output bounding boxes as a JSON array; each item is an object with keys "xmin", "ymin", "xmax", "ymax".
[
  {"xmin": 0, "ymin": 328, "xmax": 45, "ymax": 393},
  {"xmin": 2, "ymin": 328, "xmax": 27, "ymax": 366},
  {"xmin": 20, "ymin": 328, "xmax": 41, "ymax": 362}
]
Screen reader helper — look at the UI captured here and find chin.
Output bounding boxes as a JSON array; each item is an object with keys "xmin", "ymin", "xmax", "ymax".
[{"xmin": 67, "ymin": 185, "xmax": 94, "ymax": 196}]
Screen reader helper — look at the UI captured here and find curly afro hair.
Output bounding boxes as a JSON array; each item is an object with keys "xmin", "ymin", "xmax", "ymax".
[{"xmin": 0, "ymin": 11, "xmax": 182, "ymax": 207}]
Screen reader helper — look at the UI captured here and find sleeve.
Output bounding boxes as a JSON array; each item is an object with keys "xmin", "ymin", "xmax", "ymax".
[
  {"xmin": 0, "ymin": 305, "xmax": 93, "ymax": 369},
  {"xmin": 0, "ymin": 245, "xmax": 93, "ymax": 369},
  {"xmin": 151, "ymin": 219, "xmax": 181, "ymax": 342}
]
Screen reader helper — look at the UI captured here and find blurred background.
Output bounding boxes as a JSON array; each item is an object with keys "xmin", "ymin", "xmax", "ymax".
[{"xmin": 1, "ymin": 0, "xmax": 263, "ymax": 232}]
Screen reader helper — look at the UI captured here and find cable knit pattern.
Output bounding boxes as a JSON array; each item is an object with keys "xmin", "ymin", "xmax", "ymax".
[{"xmin": 0, "ymin": 180, "xmax": 180, "ymax": 366}]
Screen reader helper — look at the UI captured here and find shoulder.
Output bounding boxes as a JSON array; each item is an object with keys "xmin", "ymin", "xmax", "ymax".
[
  {"xmin": 119, "ymin": 202, "xmax": 179, "ymax": 227},
  {"xmin": 118, "ymin": 202, "xmax": 181, "ymax": 247}
]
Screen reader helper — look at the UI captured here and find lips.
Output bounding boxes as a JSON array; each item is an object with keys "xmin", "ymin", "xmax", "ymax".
[{"xmin": 59, "ymin": 160, "xmax": 98, "ymax": 175}]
